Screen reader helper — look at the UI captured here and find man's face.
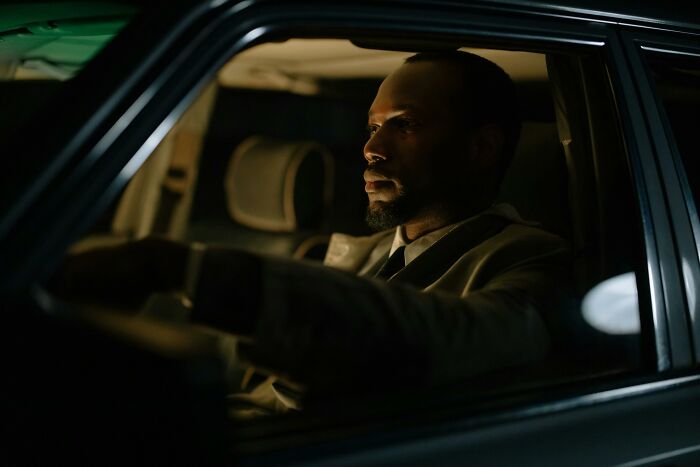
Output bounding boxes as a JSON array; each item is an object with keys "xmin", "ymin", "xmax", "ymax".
[{"xmin": 364, "ymin": 60, "xmax": 477, "ymax": 231}]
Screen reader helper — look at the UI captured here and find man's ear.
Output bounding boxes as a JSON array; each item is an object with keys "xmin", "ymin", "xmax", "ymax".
[{"xmin": 472, "ymin": 123, "xmax": 505, "ymax": 168}]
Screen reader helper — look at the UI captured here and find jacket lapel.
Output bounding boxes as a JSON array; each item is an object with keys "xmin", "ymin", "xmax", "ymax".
[{"xmin": 389, "ymin": 214, "xmax": 509, "ymax": 288}]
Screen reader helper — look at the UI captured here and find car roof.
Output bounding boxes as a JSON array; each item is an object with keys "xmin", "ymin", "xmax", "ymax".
[
  {"xmin": 2, "ymin": 0, "xmax": 699, "ymax": 32},
  {"xmin": 432, "ymin": 0, "xmax": 700, "ymax": 30}
]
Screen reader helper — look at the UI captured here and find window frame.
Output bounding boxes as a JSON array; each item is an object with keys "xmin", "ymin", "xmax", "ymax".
[
  {"xmin": 620, "ymin": 29, "xmax": 700, "ymax": 366},
  {"xmin": 602, "ymin": 29, "xmax": 695, "ymax": 371}
]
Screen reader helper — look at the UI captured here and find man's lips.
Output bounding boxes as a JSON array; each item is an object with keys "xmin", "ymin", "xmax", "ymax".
[{"xmin": 364, "ymin": 170, "xmax": 395, "ymax": 193}]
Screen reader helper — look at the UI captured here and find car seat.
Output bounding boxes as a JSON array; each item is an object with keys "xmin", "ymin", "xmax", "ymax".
[
  {"xmin": 497, "ymin": 121, "xmax": 571, "ymax": 241},
  {"xmin": 187, "ymin": 135, "xmax": 334, "ymax": 260}
]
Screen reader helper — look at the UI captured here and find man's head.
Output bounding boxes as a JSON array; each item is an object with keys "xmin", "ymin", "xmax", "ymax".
[{"xmin": 364, "ymin": 50, "xmax": 521, "ymax": 235}]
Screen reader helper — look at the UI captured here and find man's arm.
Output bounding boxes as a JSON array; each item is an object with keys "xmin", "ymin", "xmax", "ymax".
[
  {"xmin": 191, "ymin": 238, "xmax": 570, "ymax": 395},
  {"xmin": 50, "ymin": 234, "xmax": 570, "ymax": 394}
]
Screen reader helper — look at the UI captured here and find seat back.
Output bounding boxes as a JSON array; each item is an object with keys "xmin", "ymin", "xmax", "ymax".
[
  {"xmin": 497, "ymin": 121, "xmax": 571, "ymax": 241},
  {"xmin": 188, "ymin": 135, "xmax": 334, "ymax": 259}
]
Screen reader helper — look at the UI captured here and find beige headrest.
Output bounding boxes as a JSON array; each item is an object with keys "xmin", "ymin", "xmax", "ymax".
[{"xmin": 225, "ymin": 136, "xmax": 334, "ymax": 232}]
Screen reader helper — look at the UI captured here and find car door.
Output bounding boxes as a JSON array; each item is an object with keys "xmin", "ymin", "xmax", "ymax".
[{"xmin": 2, "ymin": 1, "xmax": 700, "ymax": 466}]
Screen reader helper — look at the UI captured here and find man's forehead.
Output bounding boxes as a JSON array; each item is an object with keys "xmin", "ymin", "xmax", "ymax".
[
  {"xmin": 369, "ymin": 61, "xmax": 463, "ymax": 116},
  {"xmin": 368, "ymin": 103, "xmax": 421, "ymax": 117}
]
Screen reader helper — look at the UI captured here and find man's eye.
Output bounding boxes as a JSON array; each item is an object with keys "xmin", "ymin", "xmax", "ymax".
[
  {"xmin": 395, "ymin": 118, "xmax": 418, "ymax": 132},
  {"xmin": 367, "ymin": 124, "xmax": 379, "ymax": 136}
]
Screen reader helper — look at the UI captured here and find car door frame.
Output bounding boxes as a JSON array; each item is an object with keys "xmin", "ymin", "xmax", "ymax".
[{"xmin": 614, "ymin": 28, "xmax": 700, "ymax": 366}]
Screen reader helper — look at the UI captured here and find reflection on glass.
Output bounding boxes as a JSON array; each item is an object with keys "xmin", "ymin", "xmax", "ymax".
[
  {"xmin": 582, "ymin": 272, "xmax": 640, "ymax": 335},
  {"xmin": 682, "ymin": 257, "xmax": 697, "ymax": 324}
]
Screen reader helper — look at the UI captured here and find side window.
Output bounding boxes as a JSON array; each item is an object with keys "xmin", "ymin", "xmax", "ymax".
[
  {"xmin": 544, "ymin": 52, "xmax": 649, "ymax": 372},
  {"xmin": 0, "ymin": 4, "xmax": 137, "ymax": 142},
  {"xmin": 644, "ymin": 52, "xmax": 700, "ymax": 213},
  {"xmin": 53, "ymin": 37, "xmax": 654, "ymax": 430}
]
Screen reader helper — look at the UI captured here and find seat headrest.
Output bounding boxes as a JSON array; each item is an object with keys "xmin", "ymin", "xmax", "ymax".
[{"xmin": 225, "ymin": 136, "xmax": 334, "ymax": 232}]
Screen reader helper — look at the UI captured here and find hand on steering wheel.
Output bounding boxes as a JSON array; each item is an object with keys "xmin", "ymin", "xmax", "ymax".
[{"xmin": 49, "ymin": 236, "xmax": 190, "ymax": 310}]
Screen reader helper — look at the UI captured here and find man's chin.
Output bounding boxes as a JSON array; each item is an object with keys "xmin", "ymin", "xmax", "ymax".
[{"xmin": 365, "ymin": 200, "xmax": 405, "ymax": 232}]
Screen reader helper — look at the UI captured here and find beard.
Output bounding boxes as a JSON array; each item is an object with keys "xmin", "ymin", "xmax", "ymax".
[{"xmin": 365, "ymin": 191, "xmax": 416, "ymax": 232}]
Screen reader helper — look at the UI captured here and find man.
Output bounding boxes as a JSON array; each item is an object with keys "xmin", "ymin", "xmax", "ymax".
[{"xmin": 53, "ymin": 51, "xmax": 570, "ymax": 399}]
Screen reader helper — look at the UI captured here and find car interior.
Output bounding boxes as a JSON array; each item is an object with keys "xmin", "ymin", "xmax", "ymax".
[
  {"xmin": 2, "ymin": 8, "xmax": 653, "ymax": 442},
  {"xmin": 66, "ymin": 37, "xmax": 648, "ymax": 382},
  {"xmin": 82, "ymin": 41, "xmax": 567, "ymax": 251}
]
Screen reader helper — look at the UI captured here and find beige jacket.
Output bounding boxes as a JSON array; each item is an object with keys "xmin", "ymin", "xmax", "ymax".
[{"xmin": 195, "ymin": 205, "xmax": 571, "ymax": 397}]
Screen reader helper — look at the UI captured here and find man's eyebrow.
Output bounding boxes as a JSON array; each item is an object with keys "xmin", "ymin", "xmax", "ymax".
[{"xmin": 368, "ymin": 104, "xmax": 419, "ymax": 117}]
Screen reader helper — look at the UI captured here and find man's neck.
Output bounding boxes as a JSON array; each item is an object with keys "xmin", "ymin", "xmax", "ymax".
[
  {"xmin": 403, "ymin": 218, "xmax": 451, "ymax": 242},
  {"xmin": 402, "ymin": 202, "xmax": 490, "ymax": 241}
]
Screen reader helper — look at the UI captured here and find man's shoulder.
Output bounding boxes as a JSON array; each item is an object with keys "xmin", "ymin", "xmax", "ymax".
[
  {"xmin": 479, "ymin": 221, "xmax": 572, "ymax": 264},
  {"xmin": 500, "ymin": 222, "xmax": 568, "ymax": 245},
  {"xmin": 477, "ymin": 204, "xmax": 570, "ymax": 251},
  {"xmin": 442, "ymin": 207, "xmax": 571, "ymax": 266}
]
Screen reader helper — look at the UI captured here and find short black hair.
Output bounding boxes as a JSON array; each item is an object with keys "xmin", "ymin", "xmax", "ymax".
[{"xmin": 405, "ymin": 51, "xmax": 522, "ymax": 185}]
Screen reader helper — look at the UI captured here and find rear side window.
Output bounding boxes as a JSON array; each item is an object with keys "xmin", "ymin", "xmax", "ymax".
[{"xmin": 644, "ymin": 52, "xmax": 700, "ymax": 212}]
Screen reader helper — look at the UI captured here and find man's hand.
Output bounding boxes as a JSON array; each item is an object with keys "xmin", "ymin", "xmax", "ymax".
[{"xmin": 49, "ymin": 236, "xmax": 190, "ymax": 309}]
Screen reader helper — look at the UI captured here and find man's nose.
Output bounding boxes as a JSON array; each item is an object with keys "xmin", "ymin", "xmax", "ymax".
[{"xmin": 363, "ymin": 128, "xmax": 389, "ymax": 163}]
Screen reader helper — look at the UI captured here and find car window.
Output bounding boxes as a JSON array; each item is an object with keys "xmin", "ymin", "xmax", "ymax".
[
  {"xmin": 644, "ymin": 52, "xmax": 700, "ymax": 217},
  {"xmin": 0, "ymin": 2, "xmax": 138, "ymax": 141},
  {"xmin": 56, "ymin": 35, "xmax": 654, "ymax": 420}
]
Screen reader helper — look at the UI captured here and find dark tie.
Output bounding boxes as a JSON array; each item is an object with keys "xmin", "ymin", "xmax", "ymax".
[{"xmin": 375, "ymin": 245, "xmax": 406, "ymax": 279}]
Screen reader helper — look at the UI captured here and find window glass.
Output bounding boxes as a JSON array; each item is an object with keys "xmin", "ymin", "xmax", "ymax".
[
  {"xmin": 0, "ymin": 2, "xmax": 137, "ymax": 140},
  {"xmin": 645, "ymin": 52, "xmax": 700, "ymax": 211},
  {"xmin": 49, "ymin": 38, "xmax": 652, "ymax": 429}
]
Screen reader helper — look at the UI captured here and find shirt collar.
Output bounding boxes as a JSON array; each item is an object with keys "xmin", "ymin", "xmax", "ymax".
[
  {"xmin": 387, "ymin": 203, "xmax": 537, "ymax": 266},
  {"xmin": 388, "ymin": 222, "xmax": 457, "ymax": 266}
]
